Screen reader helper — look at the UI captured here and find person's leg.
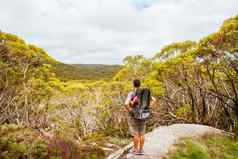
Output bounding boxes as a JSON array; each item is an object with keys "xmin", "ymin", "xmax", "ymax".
[
  {"xmin": 139, "ymin": 135, "xmax": 145, "ymax": 152},
  {"xmin": 128, "ymin": 115, "xmax": 138, "ymax": 152},
  {"xmin": 138, "ymin": 120, "xmax": 146, "ymax": 153},
  {"xmin": 133, "ymin": 135, "xmax": 139, "ymax": 152}
]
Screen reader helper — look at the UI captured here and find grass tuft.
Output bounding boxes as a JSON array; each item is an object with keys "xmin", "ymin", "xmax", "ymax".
[{"xmin": 167, "ymin": 135, "xmax": 238, "ymax": 159}]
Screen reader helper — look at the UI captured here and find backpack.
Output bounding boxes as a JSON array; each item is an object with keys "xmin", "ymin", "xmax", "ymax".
[{"xmin": 130, "ymin": 88, "xmax": 151, "ymax": 120}]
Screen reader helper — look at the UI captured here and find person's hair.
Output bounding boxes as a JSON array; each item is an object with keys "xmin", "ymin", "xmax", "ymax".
[{"xmin": 133, "ymin": 79, "xmax": 141, "ymax": 88}]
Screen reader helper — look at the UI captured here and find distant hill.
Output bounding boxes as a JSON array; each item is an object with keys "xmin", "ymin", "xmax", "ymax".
[
  {"xmin": 51, "ymin": 62, "xmax": 122, "ymax": 81},
  {"xmin": 0, "ymin": 31, "xmax": 121, "ymax": 82}
]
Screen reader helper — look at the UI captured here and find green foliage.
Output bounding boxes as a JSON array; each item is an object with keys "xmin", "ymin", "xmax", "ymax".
[
  {"xmin": 107, "ymin": 136, "xmax": 130, "ymax": 146},
  {"xmin": 51, "ymin": 62, "xmax": 122, "ymax": 81},
  {"xmin": 0, "ymin": 31, "xmax": 57, "ymax": 125},
  {"xmin": 0, "ymin": 124, "xmax": 107, "ymax": 159},
  {"xmin": 171, "ymin": 140, "xmax": 211, "ymax": 159},
  {"xmin": 168, "ymin": 136, "xmax": 238, "ymax": 159},
  {"xmin": 176, "ymin": 105, "xmax": 190, "ymax": 118},
  {"xmin": 0, "ymin": 124, "xmax": 48, "ymax": 159},
  {"xmin": 143, "ymin": 71, "xmax": 165, "ymax": 96},
  {"xmin": 33, "ymin": 141, "xmax": 48, "ymax": 159},
  {"xmin": 154, "ymin": 40, "xmax": 196, "ymax": 61}
]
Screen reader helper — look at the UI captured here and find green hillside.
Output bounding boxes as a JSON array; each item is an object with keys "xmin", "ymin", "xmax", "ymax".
[{"xmin": 51, "ymin": 63, "xmax": 122, "ymax": 81}]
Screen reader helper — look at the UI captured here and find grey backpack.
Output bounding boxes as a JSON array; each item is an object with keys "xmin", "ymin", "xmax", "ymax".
[{"xmin": 131, "ymin": 88, "xmax": 151, "ymax": 120}]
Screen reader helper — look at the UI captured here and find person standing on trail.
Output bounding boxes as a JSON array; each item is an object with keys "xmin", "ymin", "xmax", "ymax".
[{"xmin": 124, "ymin": 79, "xmax": 156, "ymax": 155}]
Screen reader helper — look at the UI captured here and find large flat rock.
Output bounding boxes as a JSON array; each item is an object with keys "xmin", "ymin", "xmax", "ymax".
[{"xmin": 107, "ymin": 124, "xmax": 224, "ymax": 159}]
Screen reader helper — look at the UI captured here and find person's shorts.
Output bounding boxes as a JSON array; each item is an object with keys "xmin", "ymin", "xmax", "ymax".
[{"xmin": 127, "ymin": 114, "xmax": 146, "ymax": 136}]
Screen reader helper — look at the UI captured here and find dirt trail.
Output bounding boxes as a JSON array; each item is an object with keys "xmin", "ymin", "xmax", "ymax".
[{"xmin": 107, "ymin": 124, "xmax": 224, "ymax": 159}]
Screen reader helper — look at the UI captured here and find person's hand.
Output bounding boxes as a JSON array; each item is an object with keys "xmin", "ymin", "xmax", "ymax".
[
  {"xmin": 127, "ymin": 106, "xmax": 133, "ymax": 113},
  {"xmin": 124, "ymin": 105, "xmax": 132, "ymax": 112}
]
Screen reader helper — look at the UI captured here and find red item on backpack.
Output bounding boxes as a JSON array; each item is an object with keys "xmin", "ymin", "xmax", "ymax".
[{"xmin": 132, "ymin": 96, "xmax": 139, "ymax": 105}]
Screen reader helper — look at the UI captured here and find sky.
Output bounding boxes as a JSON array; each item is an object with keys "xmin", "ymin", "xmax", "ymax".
[{"xmin": 0, "ymin": 0, "xmax": 237, "ymax": 64}]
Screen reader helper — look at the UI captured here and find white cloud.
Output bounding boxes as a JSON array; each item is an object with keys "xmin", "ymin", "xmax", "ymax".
[{"xmin": 0, "ymin": 0, "xmax": 237, "ymax": 64}]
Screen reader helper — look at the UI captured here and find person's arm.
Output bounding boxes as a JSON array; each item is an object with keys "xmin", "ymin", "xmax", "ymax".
[
  {"xmin": 124, "ymin": 103, "xmax": 132, "ymax": 112},
  {"xmin": 124, "ymin": 92, "xmax": 133, "ymax": 112}
]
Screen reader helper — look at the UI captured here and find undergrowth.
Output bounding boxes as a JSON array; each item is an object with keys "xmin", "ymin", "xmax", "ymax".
[{"xmin": 167, "ymin": 135, "xmax": 238, "ymax": 159}]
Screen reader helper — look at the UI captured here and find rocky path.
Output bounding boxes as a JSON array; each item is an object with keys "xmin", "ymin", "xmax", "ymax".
[{"xmin": 107, "ymin": 124, "xmax": 225, "ymax": 159}]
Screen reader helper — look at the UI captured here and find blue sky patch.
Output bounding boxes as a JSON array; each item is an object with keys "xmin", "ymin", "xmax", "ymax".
[{"xmin": 132, "ymin": 0, "xmax": 154, "ymax": 10}]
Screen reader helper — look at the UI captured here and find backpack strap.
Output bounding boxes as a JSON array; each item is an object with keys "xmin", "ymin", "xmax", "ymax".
[{"xmin": 140, "ymin": 88, "xmax": 151, "ymax": 110}]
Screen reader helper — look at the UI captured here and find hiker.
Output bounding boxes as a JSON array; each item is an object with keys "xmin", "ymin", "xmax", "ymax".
[{"xmin": 124, "ymin": 79, "xmax": 156, "ymax": 155}]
